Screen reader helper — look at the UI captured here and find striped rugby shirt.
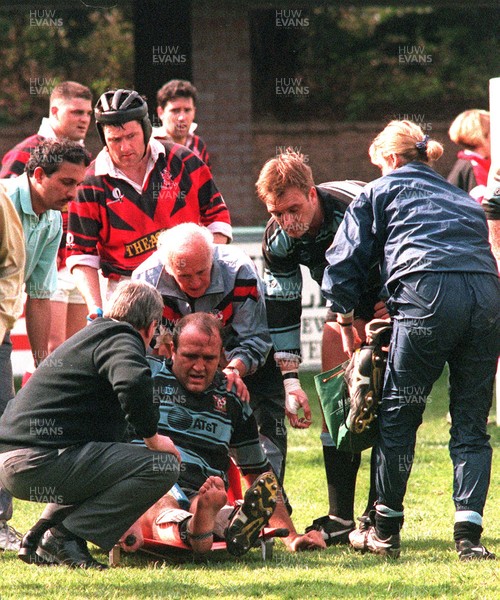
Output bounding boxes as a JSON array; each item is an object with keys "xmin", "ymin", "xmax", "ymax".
[
  {"xmin": 262, "ymin": 181, "xmax": 380, "ymax": 363},
  {"xmin": 0, "ymin": 134, "xmax": 45, "ymax": 178},
  {"xmin": 132, "ymin": 244, "xmax": 272, "ymax": 375},
  {"xmin": 148, "ymin": 356, "xmax": 269, "ymax": 494},
  {"xmin": 153, "ymin": 129, "xmax": 211, "ymax": 169},
  {"xmin": 66, "ymin": 138, "xmax": 231, "ymax": 278}
]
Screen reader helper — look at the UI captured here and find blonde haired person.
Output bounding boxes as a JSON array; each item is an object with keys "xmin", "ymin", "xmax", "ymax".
[
  {"xmin": 322, "ymin": 120, "xmax": 499, "ymax": 561},
  {"xmin": 447, "ymin": 109, "xmax": 491, "ymax": 197}
]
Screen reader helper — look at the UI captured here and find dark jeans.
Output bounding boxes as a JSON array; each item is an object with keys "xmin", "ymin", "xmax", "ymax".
[{"xmin": 0, "ymin": 442, "xmax": 179, "ymax": 550}]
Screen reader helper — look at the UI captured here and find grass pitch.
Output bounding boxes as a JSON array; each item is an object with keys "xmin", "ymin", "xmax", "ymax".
[{"xmin": 0, "ymin": 370, "xmax": 498, "ymax": 599}]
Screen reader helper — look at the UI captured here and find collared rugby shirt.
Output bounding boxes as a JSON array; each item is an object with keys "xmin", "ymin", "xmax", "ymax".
[
  {"xmin": 133, "ymin": 244, "xmax": 272, "ymax": 375},
  {"xmin": 148, "ymin": 357, "xmax": 269, "ymax": 494},
  {"xmin": 186, "ymin": 133, "xmax": 211, "ymax": 168},
  {"xmin": 262, "ymin": 181, "xmax": 380, "ymax": 362},
  {"xmin": 67, "ymin": 140, "xmax": 231, "ymax": 277},
  {"xmin": 155, "ymin": 133, "xmax": 211, "ymax": 168}
]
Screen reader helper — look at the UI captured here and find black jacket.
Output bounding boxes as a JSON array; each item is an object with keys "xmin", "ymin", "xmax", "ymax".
[{"xmin": 0, "ymin": 319, "xmax": 159, "ymax": 452}]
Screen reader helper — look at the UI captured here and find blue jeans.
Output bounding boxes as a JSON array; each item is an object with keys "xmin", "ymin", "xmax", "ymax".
[{"xmin": 375, "ymin": 272, "xmax": 499, "ymax": 524}]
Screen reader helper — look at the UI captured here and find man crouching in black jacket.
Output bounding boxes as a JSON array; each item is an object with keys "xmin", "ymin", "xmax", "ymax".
[{"xmin": 0, "ymin": 281, "xmax": 180, "ymax": 569}]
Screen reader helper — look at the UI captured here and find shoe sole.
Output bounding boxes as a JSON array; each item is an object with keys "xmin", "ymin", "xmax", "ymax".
[
  {"xmin": 225, "ymin": 472, "xmax": 278, "ymax": 557},
  {"xmin": 349, "ymin": 389, "xmax": 378, "ymax": 433}
]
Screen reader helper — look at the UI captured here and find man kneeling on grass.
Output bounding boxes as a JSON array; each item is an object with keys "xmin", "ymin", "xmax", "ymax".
[
  {"xmin": 0, "ymin": 281, "xmax": 180, "ymax": 569},
  {"xmin": 136, "ymin": 313, "xmax": 325, "ymax": 556}
]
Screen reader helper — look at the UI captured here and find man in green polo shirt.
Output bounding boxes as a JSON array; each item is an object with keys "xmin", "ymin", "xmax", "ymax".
[{"xmin": 0, "ymin": 138, "xmax": 90, "ymax": 550}]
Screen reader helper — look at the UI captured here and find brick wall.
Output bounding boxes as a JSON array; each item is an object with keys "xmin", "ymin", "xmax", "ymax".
[
  {"xmin": 251, "ymin": 120, "xmax": 460, "ymax": 226},
  {"xmin": 191, "ymin": 0, "xmax": 255, "ymax": 226},
  {"xmin": 0, "ymin": 120, "xmax": 461, "ymax": 228}
]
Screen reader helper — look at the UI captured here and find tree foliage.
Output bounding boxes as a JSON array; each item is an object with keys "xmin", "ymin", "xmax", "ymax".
[
  {"xmin": 0, "ymin": 7, "xmax": 133, "ymax": 124},
  {"xmin": 251, "ymin": 5, "xmax": 500, "ymax": 122},
  {"xmin": 2, "ymin": 5, "xmax": 498, "ymax": 126}
]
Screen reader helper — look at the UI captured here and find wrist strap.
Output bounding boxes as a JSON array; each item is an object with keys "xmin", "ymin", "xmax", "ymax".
[{"xmin": 224, "ymin": 366, "xmax": 240, "ymax": 377}]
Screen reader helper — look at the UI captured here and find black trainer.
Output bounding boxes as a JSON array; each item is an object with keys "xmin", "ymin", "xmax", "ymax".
[
  {"xmin": 305, "ymin": 515, "xmax": 355, "ymax": 546},
  {"xmin": 225, "ymin": 471, "xmax": 278, "ymax": 557},
  {"xmin": 456, "ymin": 539, "xmax": 496, "ymax": 561},
  {"xmin": 36, "ymin": 530, "xmax": 108, "ymax": 569}
]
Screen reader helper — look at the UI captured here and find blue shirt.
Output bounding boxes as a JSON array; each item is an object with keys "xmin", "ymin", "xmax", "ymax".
[{"xmin": 0, "ymin": 173, "xmax": 62, "ymax": 298}]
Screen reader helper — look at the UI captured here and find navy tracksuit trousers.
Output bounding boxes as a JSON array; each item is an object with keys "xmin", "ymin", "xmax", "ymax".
[{"xmin": 375, "ymin": 271, "xmax": 500, "ymax": 527}]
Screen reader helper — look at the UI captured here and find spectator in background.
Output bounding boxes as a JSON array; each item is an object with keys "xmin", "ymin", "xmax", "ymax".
[
  {"xmin": 67, "ymin": 89, "xmax": 231, "ymax": 320},
  {"xmin": 153, "ymin": 79, "xmax": 211, "ymax": 168},
  {"xmin": 0, "ymin": 81, "xmax": 92, "ymax": 178},
  {"xmin": 323, "ymin": 120, "xmax": 499, "ymax": 560},
  {"xmin": 447, "ymin": 109, "xmax": 491, "ymax": 199},
  {"xmin": 0, "ymin": 81, "xmax": 93, "ymax": 354},
  {"xmin": 0, "ymin": 138, "xmax": 90, "ymax": 551}
]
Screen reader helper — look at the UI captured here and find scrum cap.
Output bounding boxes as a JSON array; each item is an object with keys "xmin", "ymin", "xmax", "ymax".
[{"xmin": 94, "ymin": 89, "xmax": 152, "ymax": 147}]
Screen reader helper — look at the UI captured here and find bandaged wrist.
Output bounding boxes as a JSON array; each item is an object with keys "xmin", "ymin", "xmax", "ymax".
[
  {"xmin": 283, "ymin": 377, "xmax": 302, "ymax": 394},
  {"xmin": 284, "ymin": 377, "xmax": 302, "ymax": 415},
  {"xmin": 224, "ymin": 366, "xmax": 240, "ymax": 377}
]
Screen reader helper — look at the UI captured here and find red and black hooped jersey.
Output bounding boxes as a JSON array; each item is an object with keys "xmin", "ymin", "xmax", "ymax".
[
  {"xmin": 0, "ymin": 134, "xmax": 45, "ymax": 178},
  {"xmin": 67, "ymin": 140, "xmax": 231, "ymax": 277}
]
